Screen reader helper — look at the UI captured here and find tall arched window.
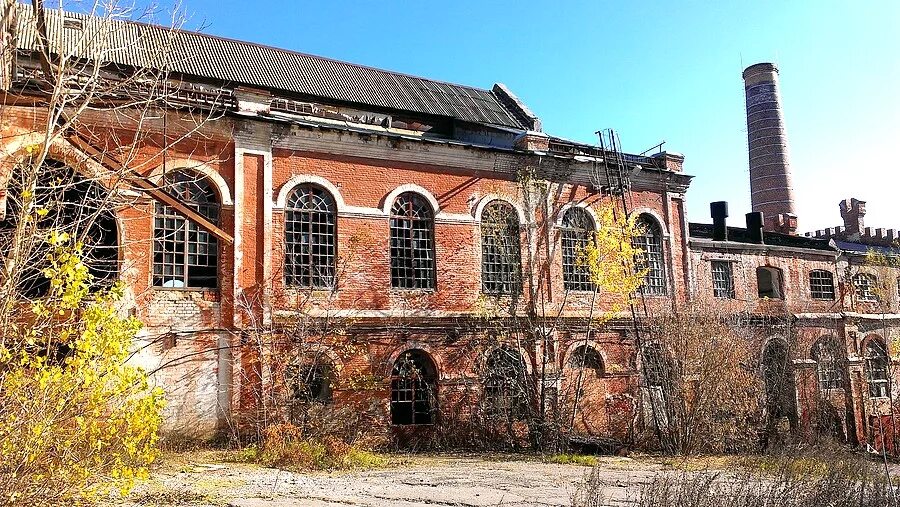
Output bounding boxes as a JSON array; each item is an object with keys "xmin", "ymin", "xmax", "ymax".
[
  {"xmin": 390, "ymin": 350, "xmax": 437, "ymax": 425},
  {"xmin": 285, "ymin": 184, "xmax": 336, "ymax": 288},
  {"xmin": 865, "ymin": 339, "xmax": 890, "ymax": 398},
  {"xmin": 484, "ymin": 347, "xmax": 530, "ymax": 420},
  {"xmin": 481, "ymin": 201, "xmax": 521, "ymax": 295},
  {"xmin": 812, "ymin": 337, "xmax": 844, "ymax": 390},
  {"xmin": 153, "ymin": 170, "xmax": 220, "ymax": 288},
  {"xmin": 633, "ymin": 215, "xmax": 667, "ymax": 295},
  {"xmin": 561, "ymin": 207, "xmax": 594, "ymax": 292},
  {"xmin": 390, "ymin": 192, "xmax": 435, "ymax": 290},
  {"xmin": 854, "ymin": 273, "xmax": 879, "ymax": 303}
]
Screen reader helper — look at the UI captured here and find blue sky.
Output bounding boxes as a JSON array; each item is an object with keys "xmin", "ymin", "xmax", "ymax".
[{"xmin": 137, "ymin": 1, "xmax": 898, "ymax": 230}]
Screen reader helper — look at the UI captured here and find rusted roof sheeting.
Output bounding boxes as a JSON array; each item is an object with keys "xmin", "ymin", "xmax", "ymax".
[{"xmin": 13, "ymin": 5, "xmax": 527, "ymax": 128}]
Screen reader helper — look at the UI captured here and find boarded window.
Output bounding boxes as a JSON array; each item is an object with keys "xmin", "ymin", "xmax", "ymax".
[
  {"xmin": 285, "ymin": 184, "xmax": 336, "ymax": 288},
  {"xmin": 481, "ymin": 201, "xmax": 522, "ymax": 295},
  {"xmin": 484, "ymin": 347, "xmax": 530, "ymax": 420},
  {"xmin": 854, "ymin": 273, "xmax": 879, "ymax": 303},
  {"xmin": 711, "ymin": 260, "xmax": 735, "ymax": 299},
  {"xmin": 634, "ymin": 216, "xmax": 667, "ymax": 295},
  {"xmin": 756, "ymin": 266, "xmax": 783, "ymax": 299},
  {"xmin": 561, "ymin": 207, "xmax": 594, "ymax": 292},
  {"xmin": 809, "ymin": 270, "xmax": 835, "ymax": 300},
  {"xmin": 865, "ymin": 339, "xmax": 890, "ymax": 398},
  {"xmin": 153, "ymin": 171, "xmax": 219, "ymax": 288},
  {"xmin": 390, "ymin": 350, "xmax": 437, "ymax": 425},
  {"xmin": 813, "ymin": 337, "xmax": 844, "ymax": 390},
  {"xmin": 390, "ymin": 193, "xmax": 435, "ymax": 290}
]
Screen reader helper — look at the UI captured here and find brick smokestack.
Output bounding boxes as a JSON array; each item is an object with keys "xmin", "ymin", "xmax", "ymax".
[{"xmin": 743, "ymin": 63, "xmax": 797, "ymax": 235}]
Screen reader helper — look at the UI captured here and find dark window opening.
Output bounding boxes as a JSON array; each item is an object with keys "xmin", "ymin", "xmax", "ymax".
[
  {"xmin": 756, "ymin": 266, "xmax": 783, "ymax": 299},
  {"xmin": 390, "ymin": 193, "xmax": 435, "ymax": 290},
  {"xmin": 285, "ymin": 184, "xmax": 336, "ymax": 288},
  {"xmin": 481, "ymin": 201, "xmax": 522, "ymax": 295},
  {"xmin": 484, "ymin": 347, "xmax": 530, "ymax": 420},
  {"xmin": 0, "ymin": 160, "xmax": 119, "ymax": 298},
  {"xmin": 153, "ymin": 170, "xmax": 220, "ymax": 289},
  {"xmin": 642, "ymin": 343, "xmax": 670, "ymax": 389},
  {"xmin": 634, "ymin": 215, "xmax": 667, "ymax": 295},
  {"xmin": 711, "ymin": 260, "xmax": 735, "ymax": 299},
  {"xmin": 813, "ymin": 337, "xmax": 844, "ymax": 390},
  {"xmin": 762, "ymin": 339, "xmax": 795, "ymax": 421},
  {"xmin": 286, "ymin": 363, "xmax": 333, "ymax": 404},
  {"xmin": 865, "ymin": 340, "xmax": 890, "ymax": 398},
  {"xmin": 561, "ymin": 207, "xmax": 594, "ymax": 292},
  {"xmin": 854, "ymin": 273, "xmax": 879, "ymax": 303},
  {"xmin": 809, "ymin": 270, "xmax": 836, "ymax": 300},
  {"xmin": 390, "ymin": 350, "xmax": 437, "ymax": 425},
  {"xmin": 568, "ymin": 345, "xmax": 604, "ymax": 375}
]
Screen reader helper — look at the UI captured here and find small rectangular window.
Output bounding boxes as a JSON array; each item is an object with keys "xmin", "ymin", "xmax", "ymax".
[
  {"xmin": 809, "ymin": 270, "xmax": 836, "ymax": 300},
  {"xmin": 711, "ymin": 261, "xmax": 735, "ymax": 299}
]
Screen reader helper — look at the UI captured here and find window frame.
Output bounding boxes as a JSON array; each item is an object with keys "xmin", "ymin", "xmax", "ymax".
[
  {"xmin": 864, "ymin": 339, "xmax": 890, "ymax": 399},
  {"xmin": 480, "ymin": 200, "xmax": 523, "ymax": 295},
  {"xmin": 710, "ymin": 260, "xmax": 736, "ymax": 299},
  {"xmin": 560, "ymin": 206, "xmax": 595, "ymax": 292},
  {"xmin": 854, "ymin": 273, "xmax": 879, "ymax": 303},
  {"xmin": 390, "ymin": 350, "xmax": 438, "ymax": 426},
  {"xmin": 756, "ymin": 266, "xmax": 784, "ymax": 300},
  {"xmin": 284, "ymin": 183, "xmax": 338, "ymax": 289},
  {"xmin": 633, "ymin": 215, "xmax": 668, "ymax": 296},
  {"xmin": 483, "ymin": 347, "xmax": 530, "ymax": 420},
  {"xmin": 813, "ymin": 337, "xmax": 844, "ymax": 391},
  {"xmin": 389, "ymin": 192, "xmax": 436, "ymax": 290},
  {"xmin": 152, "ymin": 170, "xmax": 221, "ymax": 290},
  {"xmin": 809, "ymin": 270, "xmax": 836, "ymax": 301}
]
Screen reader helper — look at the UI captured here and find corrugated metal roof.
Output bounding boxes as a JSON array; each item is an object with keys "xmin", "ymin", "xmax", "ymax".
[{"xmin": 12, "ymin": 4, "xmax": 528, "ymax": 129}]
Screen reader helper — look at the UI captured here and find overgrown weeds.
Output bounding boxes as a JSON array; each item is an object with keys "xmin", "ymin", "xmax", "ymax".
[{"xmin": 257, "ymin": 423, "xmax": 386, "ymax": 471}]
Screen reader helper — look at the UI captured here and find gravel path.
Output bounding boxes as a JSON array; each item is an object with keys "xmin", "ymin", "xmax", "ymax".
[{"xmin": 125, "ymin": 454, "xmax": 665, "ymax": 507}]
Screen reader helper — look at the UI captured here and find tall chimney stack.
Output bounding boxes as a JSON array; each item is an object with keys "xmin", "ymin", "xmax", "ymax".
[{"xmin": 743, "ymin": 63, "xmax": 797, "ymax": 235}]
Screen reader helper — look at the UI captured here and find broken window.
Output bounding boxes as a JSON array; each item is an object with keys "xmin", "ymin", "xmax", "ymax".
[
  {"xmin": 711, "ymin": 260, "xmax": 735, "ymax": 299},
  {"xmin": 285, "ymin": 184, "xmax": 336, "ymax": 288},
  {"xmin": 483, "ymin": 347, "xmax": 530, "ymax": 420},
  {"xmin": 756, "ymin": 266, "xmax": 783, "ymax": 299},
  {"xmin": 481, "ymin": 201, "xmax": 522, "ymax": 295},
  {"xmin": 865, "ymin": 339, "xmax": 890, "ymax": 398},
  {"xmin": 568, "ymin": 345, "xmax": 604, "ymax": 375},
  {"xmin": 809, "ymin": 270, "xmax": 836, "ymax": 300},
  {"xmin": 285, "ymin": 362, "xmax": 333, "ymax": 404},
  {"xmin": 390, "ymin": 193, "xmax": 435, "ymax": 290},
  {"xmin": 812, "ymin": 337, "xmax": 844, "ymax": 390},
  {"xmin": 854, "ymin": 273, "xmax": 879, "ymax": 303},
  {"xmin": 633, "ymin": 215, "xmax": 667, "ymax": 295},
  {"xmin": 641, "ymin": 342, "xmax": 669, "ymax": 389},
  {"xmin": 561, "ymin": 207, "xmax": 594, "ymax": 292},
  {"xmin": 0, "ymin": 159, "xmax": 119, "ymax": 297},
  {"xmin": 390, "ymin": 350, "xmax": 437, "ymax": 425},
  {"xmin": 153, "ymin": 170, "xmax": 220, "ymax": 289}
]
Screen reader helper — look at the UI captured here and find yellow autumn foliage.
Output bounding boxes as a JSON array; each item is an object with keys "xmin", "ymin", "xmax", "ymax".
[{"xmin": 0, "ymin": 235, "xmax": 165, "ymax": 505}]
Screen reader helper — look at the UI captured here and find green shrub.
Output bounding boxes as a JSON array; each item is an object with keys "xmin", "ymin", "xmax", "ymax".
[{"xmin": 258, "ymin": 424, "xmax": 386, "ymax": 471}]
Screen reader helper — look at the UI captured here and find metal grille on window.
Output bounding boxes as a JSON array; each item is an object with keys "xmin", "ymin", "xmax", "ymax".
[
  {"xmin": 711, "ymin": 260, "xmax": 735, "ymax": 299},
  {"xmin": 390, "ymin": 193, "xmax": 435, "ymax": 290},
  {"xmin": 561, "ymin": 207, "xmax": 594, "ymax": 292},
  {"xmin": 634, "ymin": 216, "xmax": 667, "ymax": 295},
  {"xmin": 285, "ymin": 184, "xmax": 336, "ymax": 288},
  {"xmin": 484, "ymin": 347, "xmax": 529, "ymax": 420},
  {"xmin": 390, "ymin": 350, "xmax": 437, "ymax": 425},
  {"xmin": 809, "ymin": 270, "xmax": 835, "ymax": 300},
  {"xmin": 865, "ymin": 340, "xmax": 890, "ymax": 398},
  {"xmin": 854, "ymin": 273, "xmax": 878, "ymax": 303},
  {"xmin": 813, "ymin": 338, "xmax": 843, "ymax": 390},
  {"xmin": 481, "ymin": 201, "xmax": 522, "ymax": 295},
  {"xmin": 153, "ymin": 171, "xmax": 219, "ymax": 288}
]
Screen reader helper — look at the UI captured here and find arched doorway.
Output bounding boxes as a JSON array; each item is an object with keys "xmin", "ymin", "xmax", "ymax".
[
  {"xmin": 761, "ymin": 338, "xmax": 797, "ymax": 442},
  {"xmin": 390, "ymin": 350, "xmax": 437, "ymax": 425}
]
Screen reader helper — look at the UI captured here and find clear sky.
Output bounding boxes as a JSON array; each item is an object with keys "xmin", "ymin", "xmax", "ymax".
[{"xmin": 129, "ymin": 1, "xmax": 900, "ymax": 230}]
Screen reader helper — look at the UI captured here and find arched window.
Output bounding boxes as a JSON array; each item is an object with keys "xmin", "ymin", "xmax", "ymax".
[
  {"xmin": 390, "ymin": 193, "xmax": 435, "ymax": 290},
  {"xmin": 481, "ymin": 201, "xmax": 521, "ymax": 295},
  {"xmin": 809, "ymin": 270, "xmax": 835, "ymax": 300},
  {"xmin": 153, "ymin": 170, "xmax": 220, "ymax": 288},
  {"xmin": 484, "ymin": 347, "xmax": 530, "ymax": 420},
  {"xmin": 561, "ymin": 207, "xmax": 594, "ymax": 292},
  {"xmin": 0, "ymin": 159, "xmax": 119, "ymax": 297},
  {"xmin": 285, "ymin": 184, "xmax": 336, "ymax": 288},
  {"xmin": 568, "ymin": 345, "xmax": 604, "ymax": 376},
  {"xmin": 285, "ymin": 362, "xmax": 333, "ymax": 404},
  {"xmin": 812, "ymin": 337, "xmax": 844, "ymax": 390},
  {"xmin": 633, "ymin": 215, "xmax": 667, "ymax": 295},
  {"xmin": 756, "ymin": 266, "xmax": 783, "ymax": 299},
  {"xmin": 390, "ymin": 350, "xmax": 437, "ymax": 425},
  {"xmin": 854, "ymin": 273, "xmax": 879, "ymax": 303},
  {"xmin": 865, "ymin": 339, "xmax": 890, "ymax": 398}
]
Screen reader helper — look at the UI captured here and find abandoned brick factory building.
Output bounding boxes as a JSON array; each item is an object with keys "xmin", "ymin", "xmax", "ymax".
[{"xmin": 2, "ymin": 5, "xmax": 899, "ymax": 450}]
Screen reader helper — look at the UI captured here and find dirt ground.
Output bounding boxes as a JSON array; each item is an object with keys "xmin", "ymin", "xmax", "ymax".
[{"xmin": 122, "ymin": 452, "xmax": 673, "ymax": 507}]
